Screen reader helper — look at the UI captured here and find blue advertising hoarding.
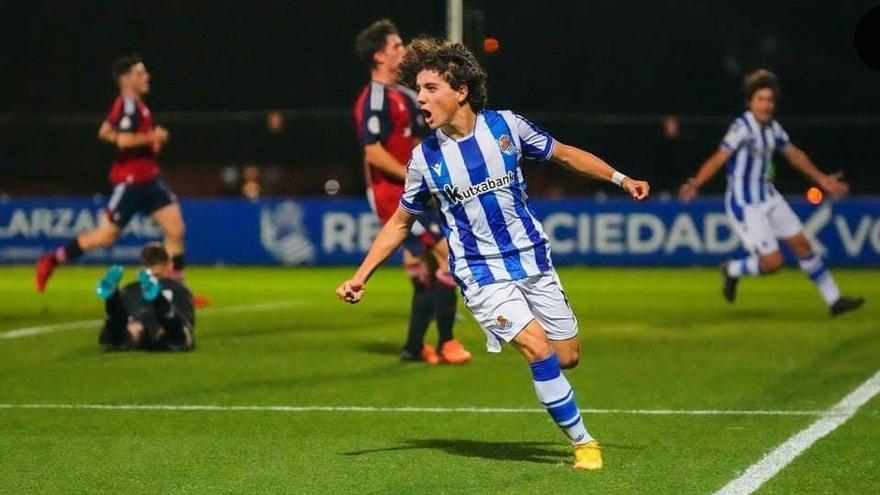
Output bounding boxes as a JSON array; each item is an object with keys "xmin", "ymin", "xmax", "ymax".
[{"xmin": 1, "ymin": 196, "xmax": 878, "ymax": 266}]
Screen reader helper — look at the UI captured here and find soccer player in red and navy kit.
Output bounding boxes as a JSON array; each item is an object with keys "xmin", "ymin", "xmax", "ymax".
[
  {"xmin": 354, "ymin": 20, "xmax": 470, "ymax": 365},
  {"xmin": 36, "ymin": 55, "xmax": 191, "ymax": 295}
]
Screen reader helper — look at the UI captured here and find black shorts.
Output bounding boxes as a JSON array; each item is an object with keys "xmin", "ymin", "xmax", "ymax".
[
  {"xmin": 105, "ymin": 178, "xmax": 177, "ymax": 228},
  {"xmin": 402, "ymin": 205, "xmax": 445, "ymax": 257}
]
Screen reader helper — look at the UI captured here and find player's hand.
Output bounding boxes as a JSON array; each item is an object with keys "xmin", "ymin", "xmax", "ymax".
[
  {"xmin": 819, "ymin": 171, "xmax": 849, "ymax": 199},
  {"xmin": 622, "ymin": 177, "xmax": 650, "ymax": 202},
  {"xmin": 152, "ymin": 126, "xmax": 170, "ymax": 144},
  {"xmin": 678, "ymin": 178, "xmax": 699, "ymax": 202},
  {"xmin": 335, "ymin": 279, "xmax": 365, "ymax": 304}
]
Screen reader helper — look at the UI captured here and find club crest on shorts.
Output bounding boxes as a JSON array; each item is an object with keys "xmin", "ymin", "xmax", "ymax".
[
  {"xmin": 495, "ymin": 315, "xmax": 513, "ymax": 330},
  {"xmin": 498, "ymin": 134, "xmax": 518, "ymax": 156}
]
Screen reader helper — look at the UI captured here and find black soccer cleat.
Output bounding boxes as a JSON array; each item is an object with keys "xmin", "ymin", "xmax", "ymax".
[
  {"xmin": 399, "ymin": 348, "xmax": 421, "ymax": 362},
  {"xmin": 721, "ymin": 261, "xmax": 739, "ymax": 303},
  {"xmin": 830, "ymin": 296, "xmax": 865, "ymax": 317}
]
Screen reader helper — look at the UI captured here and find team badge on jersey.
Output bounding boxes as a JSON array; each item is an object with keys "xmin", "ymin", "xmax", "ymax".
[
  {"xmin": 498, "ymin": 134, "xmax": 518, "ymax": 156},
  {"xmin": 495, "ymin": 315, "xmax": 513, "ymax": 330}
]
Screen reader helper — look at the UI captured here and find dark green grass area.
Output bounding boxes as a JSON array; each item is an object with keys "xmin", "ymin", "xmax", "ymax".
[{"xmin": 1, "ymin": 266, "xmax": 878, "ymax": 494}]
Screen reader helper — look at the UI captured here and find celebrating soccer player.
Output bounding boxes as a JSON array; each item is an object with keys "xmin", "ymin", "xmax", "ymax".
[
  {"xmin": 35, "ymin": 55, "xmax": 200, "ymax": 302},
  {"xmin": 337, "ymin": 37, "xmax": 650, "ymax": 470},
  {"xmin": 679, "ymin": 69, "xmax": 864, "ymax": 316},
  {"xmin": 354, "ymin": 20, "xmax": 470, "ymax": 365}
]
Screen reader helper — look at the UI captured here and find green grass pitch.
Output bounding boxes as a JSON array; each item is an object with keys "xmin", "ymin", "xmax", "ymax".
[{"xmin": 1, "ymin": 266, "xmax": 878, "ymax": 494}]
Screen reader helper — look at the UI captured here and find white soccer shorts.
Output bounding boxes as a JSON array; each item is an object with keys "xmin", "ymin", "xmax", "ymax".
[
  {"xmin": 463, "ymin": 270, "xmax": 579, "ymax": 352},
  {"xmin": 726, "ymin": 193, "xmax": 803, "ymax": 256}
]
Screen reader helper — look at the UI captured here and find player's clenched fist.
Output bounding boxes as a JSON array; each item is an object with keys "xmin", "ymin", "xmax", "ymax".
[
  {"xmin": 622, "ymin": 177, "xmax": 650, "ymax": 202},
  {"xmin": 335, "ymin": 279, "xmax": 365, "ymax": 304}
]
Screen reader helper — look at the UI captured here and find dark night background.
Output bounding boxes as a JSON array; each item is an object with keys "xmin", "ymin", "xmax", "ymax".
[{"xmin": 1, "ymin": 1, "xmax": 877, "ymax": 197}]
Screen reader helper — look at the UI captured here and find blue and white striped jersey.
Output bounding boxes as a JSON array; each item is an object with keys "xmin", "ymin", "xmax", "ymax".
[
  {"xmin": 721, "ymin": 110, "xmax": 791, "ymax": 206},
  {"xmin": 400, "ymin": 110, "xmax": 555, "ymax": 289}
]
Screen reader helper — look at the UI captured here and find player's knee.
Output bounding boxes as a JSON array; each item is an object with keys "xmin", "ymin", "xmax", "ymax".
[
  {"xmin": 761, "ymin": 252, "xmax": 784, "ymax": 273},
  {"xmin": 518, "ymin": 331, "xmax": 554, "ymax": 362},
  {"xmin": 96, "ymin": 229, "xmax": 120, "ymax": 247},
  {"xmin": 787, "ymin": 236, "xmax": 813, "ymax": 258},
  {"xmin": 164, "ymin": 222, "xmax": 185, "ymax": 241},
  {"xmin": 559, "ymin": 351, "xmax": 580, "ymax": 369}
]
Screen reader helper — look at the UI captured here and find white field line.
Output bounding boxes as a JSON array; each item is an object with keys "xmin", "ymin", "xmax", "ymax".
[
  {"xmin": 0, "ymin": 402, "xmax": 831, "ymax": 417},
  {"xmin": 0, "ymin": 301, "xmax": 298, "ymax": 340},
  {"xmin": 714, "ymin": 368, "xmax": 880, "ymax": 495}
]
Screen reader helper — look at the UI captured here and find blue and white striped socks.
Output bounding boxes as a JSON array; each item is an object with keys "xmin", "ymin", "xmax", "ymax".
[
  {"xmin": 530, "ymin": 353, "xmax": 593, "ymax": 445},
  {"xmin": 798, "ymin": 254, "xmax": 840, "ymax": 306},
  {"xmin": 727, "ymin": 256, "xmax": 761, "ymax": 278}
]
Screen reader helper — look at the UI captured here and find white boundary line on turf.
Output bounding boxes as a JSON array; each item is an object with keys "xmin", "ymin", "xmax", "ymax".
[
  {"xmin": 0, "ymin": 403, "xmax": 831, "ymax": 417},
  {"xmin": 0, "ymin": 301, "xmax": 298, "ymax": 340},
  {"xmin": 714, "ymin": 368, "xmax": 880, "ymax": 495}
]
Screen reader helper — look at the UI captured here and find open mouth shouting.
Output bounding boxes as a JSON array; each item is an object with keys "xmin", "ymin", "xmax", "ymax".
[{"xmin": 421, "ymin": 108, "xmax": 434, "ymax": 127}]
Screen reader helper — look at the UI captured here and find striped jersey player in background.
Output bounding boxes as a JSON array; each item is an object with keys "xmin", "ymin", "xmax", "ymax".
[
  {"xmin": 35, "ymin": 55, "xmax": 203, "ymax": 306},
  {"xmin": 338, "ymin": 37, "xmax": 650, "ymax": 470},
  {"xmin": 354, "ymin": 20, "xmax": 470, "ymax": 365},
  {"xmin": 679, "ymin": 69, "xmax": 864, "ymax": 316}
]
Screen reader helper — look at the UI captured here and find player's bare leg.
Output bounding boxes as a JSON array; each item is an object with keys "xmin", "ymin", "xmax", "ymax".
[
  {"xmin": 35, "ymin": 215, "xmax": 121, "ymax": 292},
  {"xmin": 79, "ymin": 215, "xmax": 123, "ymax": 251},
  {"xmin": 784, "ymin": 232, "xmax": 864, "ymax": 316},
  {"xmin": 721, "ymin": 249, "xmax": 783, "ymax": 303},
  {"xmin": 549, "ymin": 335, "xmax": 581, "ymax": 370},
  {"xmin": 151, "ymin": 203, "xmax": 211, "ymax": 307},
  {"xmin": 151, "ymin": 203, "xmax": 185, "ymax": 267},
  {"xmin": 513, "ymin": 320, "xmax": 600, "ymax": 470}
]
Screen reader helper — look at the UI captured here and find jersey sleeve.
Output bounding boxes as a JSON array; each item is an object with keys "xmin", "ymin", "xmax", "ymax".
[
  {"xmin": 106, "ymin": 96, "xmax": 139, "ymax": 132},
  {"xmin": 399, "ymin": 147, "xmax": 431, "ymax": 215},
  {"xmin": 513, "ymin": 113, "xmax": 556, "ymax": 161},
  {"xmin": 772, "ymin": 121, "xmax": 791, "ymax": 149},
  {"xmin": 360, "ymin": 83, "xmax": 393, "ymax": 145},
  {"xmin": 720, "ymin": 118, "xmax": 749, "ymax": 152}
]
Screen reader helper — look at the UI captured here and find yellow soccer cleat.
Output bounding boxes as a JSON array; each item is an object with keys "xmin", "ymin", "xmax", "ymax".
[{"xmin": 573, "ymin": 440, "xmax": 603, "ymax": 471}]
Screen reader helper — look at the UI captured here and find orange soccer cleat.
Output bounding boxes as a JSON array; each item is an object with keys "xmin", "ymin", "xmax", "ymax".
[
  {"xmin": 439, "ymin": 339, "xmax": 471, "ymax": 365},
  {"xmin": 421, "ymin": 344, "xmax": 441, "ymax": 365},
  {"xmin": 35, "ymin": 254, "xmax": 57, "ymax": 293}
]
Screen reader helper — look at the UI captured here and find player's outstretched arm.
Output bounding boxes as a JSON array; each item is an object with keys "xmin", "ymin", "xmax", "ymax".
[
  {"xmin": 781, "ymin": 144, "xmax": 849, "ymax": 199},
  {"xmin": 550, "ymin": 142, "xmax": 650, "ymax": 201},
  {"xmin": 678, "ymin": 148, "xmax": 730, "ymax": 202},
  {"xmin": 336, "ymin": 206, "xmax": 416, "ymax": 304}
]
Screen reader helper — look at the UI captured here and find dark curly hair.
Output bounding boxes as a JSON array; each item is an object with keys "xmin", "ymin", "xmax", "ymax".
[
  {"xmin": 398, "ymin": 37, "xmax": 488, "ymax": 112},
  {"xmin": 743, "ymin": 69, "xmax": 781, "ymax": 103},
  {"xmin": 355, "ymin": 19, "xmax": 398, "ymax": 69}
]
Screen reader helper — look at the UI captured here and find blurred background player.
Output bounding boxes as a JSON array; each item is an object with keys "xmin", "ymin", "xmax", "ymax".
[
  {"xmin": 34, "ymin": 55, "xmax": 209, "ymax": 305},
  {"xmin": 338, "ymin": 37, "xmax": 651, "ymax": 470},
  {"xmin": 354, "ymin": 20, "xmax": 469, "ymax": 365},
  {"xmin": 96, "ymin": 242, "xmax": 195, "ymax": 352},
  {"xmin": 679, "ymin": 69, "xmax": 865, "ymax": 316}
]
